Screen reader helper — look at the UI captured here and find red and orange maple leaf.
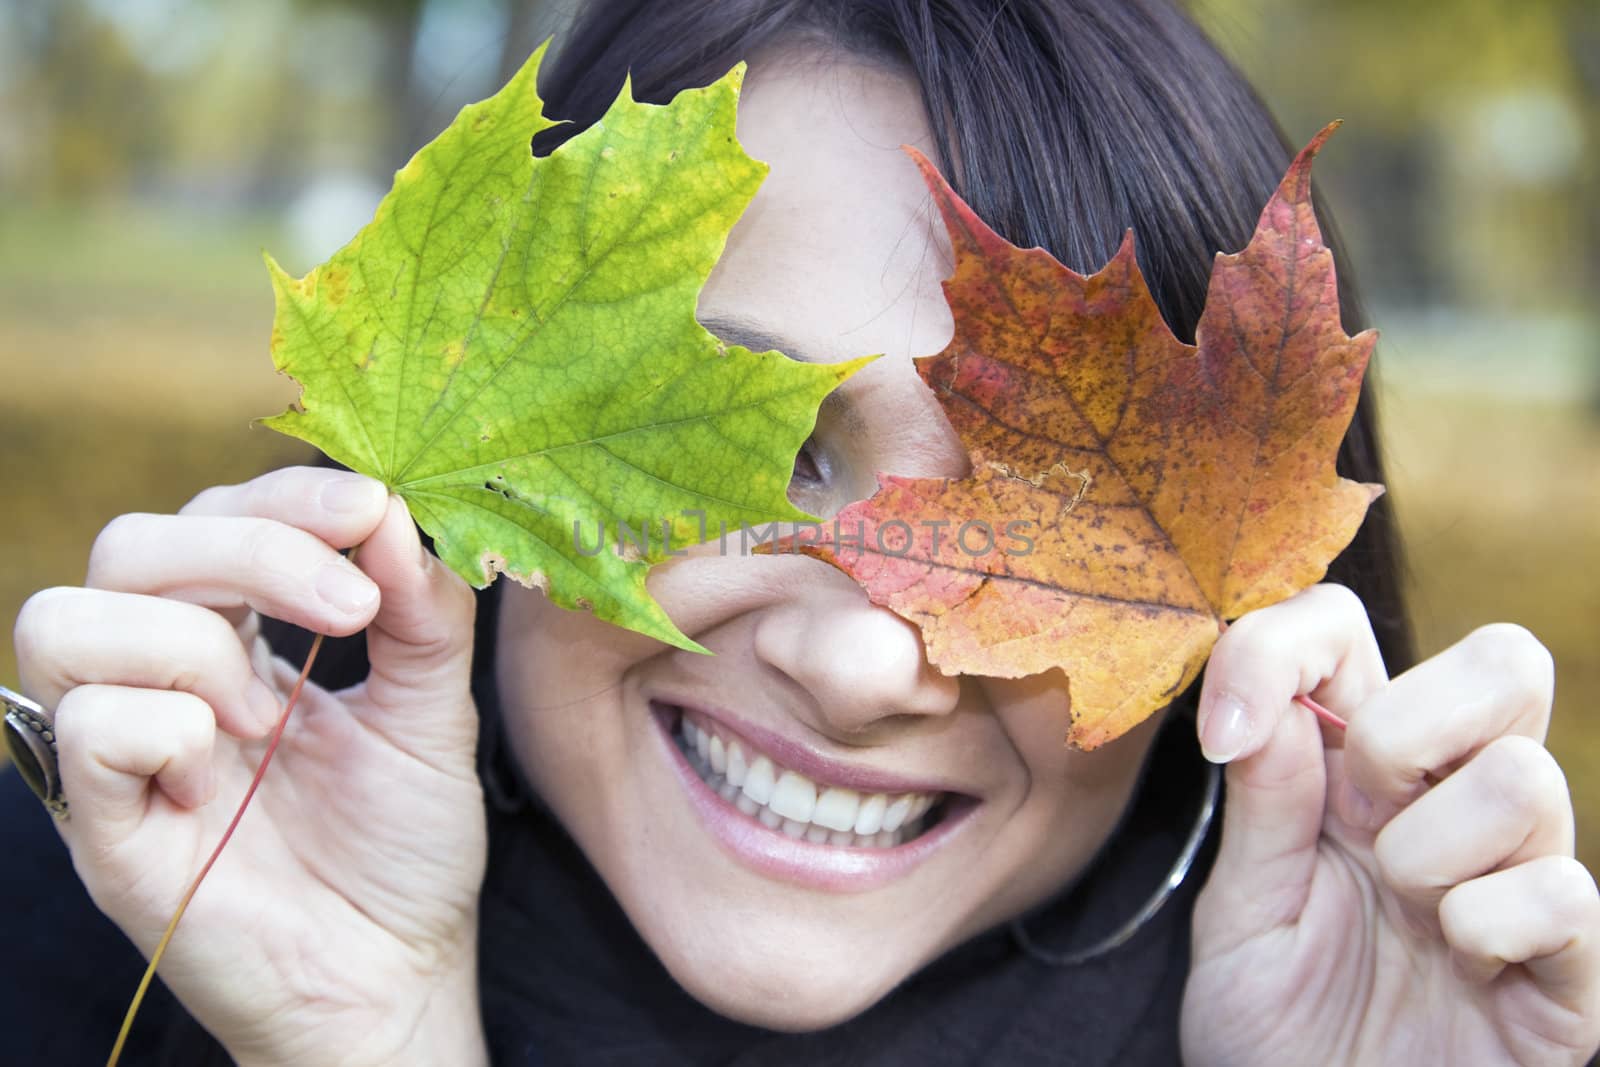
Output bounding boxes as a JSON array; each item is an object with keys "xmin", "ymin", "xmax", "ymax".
[{"xmin": 786, "ymin": 123, "xmax": 1381, "ymax": 749}]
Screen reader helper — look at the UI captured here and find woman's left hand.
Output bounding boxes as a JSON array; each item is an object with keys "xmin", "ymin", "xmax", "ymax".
[{"xmin": 1181, "ymin": 584, "xmax": 1600, "ymax": 1066}]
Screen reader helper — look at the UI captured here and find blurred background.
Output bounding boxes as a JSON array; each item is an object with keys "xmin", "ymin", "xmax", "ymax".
[{"xmin": 1, "ymin": 0, "xmax": 1596, "ymax": 860}]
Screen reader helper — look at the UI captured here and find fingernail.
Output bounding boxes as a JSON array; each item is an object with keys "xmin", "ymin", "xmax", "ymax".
[
  {"xmin": 246, "ymin": 677, "xmax": 282, "ymax": 732},
  {"xmin": 1339, "ymin": 780, "xmax": 1375, "ymax": 829},
  {"xmin": 1199, "ymin": 696, "xmax": 1252, "ymax": 763},
  {"xmin": 320, "ymin": 476, "xmax": 385, "ymax": 515},
  {"xmin": 315, "ymin": 562, "xmax": 378, "ymax": 615}
]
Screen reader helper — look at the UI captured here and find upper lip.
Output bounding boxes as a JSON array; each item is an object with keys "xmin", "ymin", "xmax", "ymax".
[{"xmin": 652, "ymin": 697, "xmax": 972, "ymax": 798}]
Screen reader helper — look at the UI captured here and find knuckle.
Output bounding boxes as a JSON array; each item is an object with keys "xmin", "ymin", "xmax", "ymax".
[
  {"xmin": 1463, "ymin": 623, "xmax": 1555, "ymax": 703},
  {"xmin": 170, "ymin": 700, "xmax": 217, "ymax": 757},
  {"xmin": 183, "ymin": 476, "xmax": 260, "ymax": 518},
  {"xmin": 1217, "ymin": 585, "xmax": 1373, "ymax": 674},
  {"xmin": 1534, "ymin": 856, "xmax": 1598, "ymax": 930},
  {"xmin": 181, "ymin": 479, "xmax": 243, "ymax": 515},
  {"xmin": 252, "ymin": 467, "xmax": 303, "ymax": 515},
  {"xmin": 237, "ymin": 521, "xmax": 285, "ymax": 579},
  {"xmin": 1346, "ymin": 704, "xmax": 1406, "ymax": 780},
  {"xmin": 1436, "ymin": 879, "xmax": 1480, "ymax": 943},
  {"xmin": 232, "ymin": 520, "xmax": 337, "ymax": 624},
  {"xmin": 166, "ymin": 665, "xmax": 207, "ymax": 695},
  {"xmin": 1308, "ymin": 582, "xmax": 1367, "ymax": 621},
  {"xmin": 1476, "ymin": 735, "xmax": 1568, "ymax": 822},
  {"xmin": 13, "ymin": 587, "xmax": 76, "ymax": 664},
  {"xmin": 1214, "ymin": 608, "xmax": 1291, "ymax": 664},
  {"xmin": 86, "ymin": 512, "xmax": 154, "ymax": 582},
  {"xmin": 192, "ymin": 606, "xmax": 245, "ymax": 659},
  {"xmin": 1217, "ymin": 605, "xmax": 1268, "ymax": 645},
  {"xmin": 52, "ymin": 685, "xmax": 113, "ymax": 744}
]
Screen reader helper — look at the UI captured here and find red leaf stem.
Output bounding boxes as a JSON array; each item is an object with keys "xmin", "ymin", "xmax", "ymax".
[
  {"xmin": 106, "ymin": 630, "xmax": 327, "ymax": 1067},
  {"xmin": 1295, "ymin": 692, "xmax": 1348, "ymax": 732}
]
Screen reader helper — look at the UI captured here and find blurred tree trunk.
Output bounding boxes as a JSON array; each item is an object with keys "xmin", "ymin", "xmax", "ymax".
[
  {"xmin": 291, "ymin": 0, "xmax": 427, "ymax": 163},
  {"xmin": 498, "ymin": 1, "xmax": 542, "ymax": 88},
  {"xmin": 1562, "ymin": 5, "xmax": 1600, "ymax": 413},
  {"xmin": 374, "ymin": 0, "xmax": 427, "ymax": 163}
]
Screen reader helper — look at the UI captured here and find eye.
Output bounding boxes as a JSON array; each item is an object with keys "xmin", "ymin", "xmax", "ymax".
[{"xmin": 791, "ymin": 434, "xmax": 828, "ymax": 486}]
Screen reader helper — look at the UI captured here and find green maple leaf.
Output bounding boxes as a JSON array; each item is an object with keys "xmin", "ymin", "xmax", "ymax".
[{"xmin": 263, "ymin": 43, "xmax": 867, "ymax": 652}]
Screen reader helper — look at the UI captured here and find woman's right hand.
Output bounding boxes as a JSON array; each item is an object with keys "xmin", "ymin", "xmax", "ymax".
[{"xmin": 12, "ymin": 466, "xmax": 490, "ymax": 1067}]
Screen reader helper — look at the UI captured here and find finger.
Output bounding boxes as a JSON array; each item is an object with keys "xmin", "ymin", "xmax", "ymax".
[
  {"xmin": 15, "ymin": 587, "xmax": 280, "ymax": 738},
  {"xmin": 54, "ymin": 684, "xmax": 219, "ymax": 851},
  {"xmin": 176, "ymin": 466, "xmax": 386, "ymax": 630},
  {"xmin": 346, "ymin": 497, "xmax": 479, "ymax": 764},
  {"xmin": 85, "ymin": 512, "xmax": 379, "ymax": 637},
  {"xmin": 1194, "ymin": 584, "xmax": 1387, "ymax": 944},
  {"xmin": 1440, "ymin": 856, "xmax": 1600, "ymax": 1008},
  {"xmin": 1200, "ymin": 585, "xmax": 1388, "ymax": 763},
  {"xmin": 1344, "ymin": 623, "xmax": 1554, "ymax": 817},
  {"xmin": 1375, "ymin": 735, "xmax": 1574, "ymax": 916},
  {"xmin": 180, "ymin": 466, "xmax": 390, "ymax": 542}
]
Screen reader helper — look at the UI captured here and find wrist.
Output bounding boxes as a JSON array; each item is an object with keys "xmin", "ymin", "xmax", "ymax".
[
  {"xmin": 228, "ymin": 957, "xmax": 488, "ymax": 1067},
  {"xmin": 404, "ymin": 961, "xmax": 490, "ymax": 1067}
]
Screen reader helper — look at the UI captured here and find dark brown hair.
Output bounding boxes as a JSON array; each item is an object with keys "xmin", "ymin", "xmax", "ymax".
[{"xmin": 532, "ymin": 0, "xmax": 1414, "ymax": 670}]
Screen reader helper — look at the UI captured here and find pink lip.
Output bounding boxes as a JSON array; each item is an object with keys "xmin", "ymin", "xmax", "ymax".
[
  {"xmin": 648, "ymin": 701, "xmax": 977, "ymax": 893},
  {"xmin": 657, "ymin": 697, "xmax": 965, "ymax": 796}
]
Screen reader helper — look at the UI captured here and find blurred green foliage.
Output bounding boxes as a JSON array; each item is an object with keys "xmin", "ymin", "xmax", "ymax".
[{"xmin": 1, "ymin": 0, "xmax": 1597, "ymax": 863}]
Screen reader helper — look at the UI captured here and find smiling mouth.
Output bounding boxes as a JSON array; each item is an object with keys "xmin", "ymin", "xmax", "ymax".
[{"xmin": 661, "ymin": 703, "xmax": 951, "ymax": 849}]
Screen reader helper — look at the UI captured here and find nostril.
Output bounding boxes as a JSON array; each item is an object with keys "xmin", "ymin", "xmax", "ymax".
[{"xmin": 753, "ymin": 600, "xmax": 961, "ymax": 727}]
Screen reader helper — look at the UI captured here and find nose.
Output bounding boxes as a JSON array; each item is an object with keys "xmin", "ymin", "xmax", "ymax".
[{"xmin": 752, "ymin": 583, "xmax": 961, "ymax": 736}]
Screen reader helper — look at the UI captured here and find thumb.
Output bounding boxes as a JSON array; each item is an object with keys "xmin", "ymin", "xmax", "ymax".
[
  {"xmin": 1191, "ymin": 585, "xmax": 1386, "ymax": 953},
  {"xmin": 350, "ymin": 496, "xmax": 480, "ymax": 763}
]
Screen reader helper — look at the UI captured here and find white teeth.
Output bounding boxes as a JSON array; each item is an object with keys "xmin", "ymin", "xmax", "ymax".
[
  {"xmin": 812, "ymin": 787, "xmax": 860, "ymax": 832},
  {"xmin": 882, "ymin": 794, "xmax": 913, "ymax": 833},
  {"xmin": 677, "ymin": 713, "xmax": 946, "ymax": 849},
  {"xmin": 854, "ymin": 793, "xmax": 886, "ymax": 836},
  {"xmin": 742, "ymin": 756, "xmax": 776, "ymax": 805},
  {"xmin": 725, "ymin": 741, "xmax": 748, "ymax": 787},
  {"xmin": 768, "ymin": 772, "xmax": 817, "ymax": 823}
]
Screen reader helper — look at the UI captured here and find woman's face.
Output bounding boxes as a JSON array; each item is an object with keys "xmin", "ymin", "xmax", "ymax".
[{"xmin": 496, "ymin": 51, "xmax": 1160, "ymax": 1031}]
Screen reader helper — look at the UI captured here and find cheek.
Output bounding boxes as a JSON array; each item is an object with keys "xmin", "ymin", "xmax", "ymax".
[
  {"xmin": 986, "ymin": 673, "xmax": 1162, "ymax": 794},
  {"xmin": 492, "ymin": 586, "xmax": 636, "ymax": 813},
  {"xmin": 968, "ymin": 679, "xmax": 1165, "ymax": 921},
  {"xmin": 494, "ymin": 583, "xmax": 654, "ymax": 706}
]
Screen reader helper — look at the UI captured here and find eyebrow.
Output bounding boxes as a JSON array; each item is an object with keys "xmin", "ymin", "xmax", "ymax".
[{"xmin": 699, "ymin": 313, "xmax": 865, "ymax": 433}]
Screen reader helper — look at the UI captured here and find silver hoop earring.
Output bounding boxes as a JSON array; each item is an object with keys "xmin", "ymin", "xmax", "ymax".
[{"xmin": 1009, "ymin": 760, "xmax": 1221, "ymax": 967}]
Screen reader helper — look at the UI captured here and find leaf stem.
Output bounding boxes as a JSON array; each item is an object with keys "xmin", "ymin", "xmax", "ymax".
[
  {"xmin": 106, "ymin": 629, "xmax": 327, "ymax": 1067},
  {"xmin": 1294, "ymin": 692, "xmax": 1348, "ymax": 731}
]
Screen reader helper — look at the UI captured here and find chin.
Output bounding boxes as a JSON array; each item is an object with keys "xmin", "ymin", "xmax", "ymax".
[{"xmin": 653, "ymin": 931, "xmax": 909, "ymax": 1032}]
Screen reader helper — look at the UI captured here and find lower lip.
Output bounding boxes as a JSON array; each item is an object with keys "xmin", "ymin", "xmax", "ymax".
[{"xmin": 648, "ymin": 700, "xmax": 976, "ymax": 892}]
